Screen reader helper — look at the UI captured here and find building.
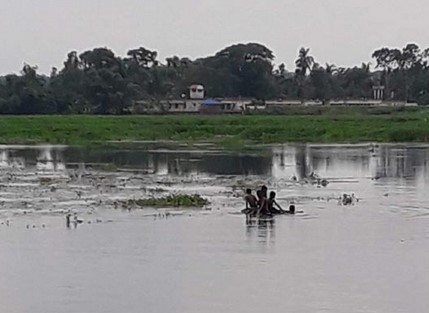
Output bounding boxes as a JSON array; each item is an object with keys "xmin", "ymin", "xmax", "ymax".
[
  {"xmin": 189, "ymin": 85, "xmax": 205, "ymax": 100},
  {"xmin": 132, "ymin": 84, "xmax": 418, "ymax": 114}
]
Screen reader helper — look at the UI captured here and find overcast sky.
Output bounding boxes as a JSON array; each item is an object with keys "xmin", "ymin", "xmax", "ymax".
[{"xmin": 1, "ymin": 0, "xmax": 428, "ymax": 74}]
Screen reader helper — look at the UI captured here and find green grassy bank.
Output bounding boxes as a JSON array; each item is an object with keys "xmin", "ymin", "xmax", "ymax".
[{"xmin": 0, "ymin": 110, "xmax": 429, "ymax": 145}]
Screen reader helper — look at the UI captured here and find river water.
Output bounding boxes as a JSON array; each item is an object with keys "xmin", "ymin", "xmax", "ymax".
[{"xmin": 0, "ymin": 143, "xmax": 428, "ymax": 313}]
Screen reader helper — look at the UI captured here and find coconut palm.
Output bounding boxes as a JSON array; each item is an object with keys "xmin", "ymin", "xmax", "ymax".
[
  {"xmin": 166, "ymin": 56, "xmax": 180, "ymax": 68},
  {"xmin": 325, "ymin": 63, "xmax": 338, "ymax": 75},
  {"xmin": 295, "ymin": 47, "xmax": 314, "ymax": 77},
  {"xmin": 295, "ymin": 48, "xmax": 314, "ymax": 99}
]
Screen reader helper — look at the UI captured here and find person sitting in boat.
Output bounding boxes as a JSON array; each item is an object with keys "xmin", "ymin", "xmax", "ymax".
[{"xmin": 242, "ymin": 188, "xmax": 258, "ymax": 215}]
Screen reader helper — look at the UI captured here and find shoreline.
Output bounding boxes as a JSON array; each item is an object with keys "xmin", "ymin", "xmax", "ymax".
[{"xmin": 0, "ymin": 110, "xmax": 428, "ymax": 146}]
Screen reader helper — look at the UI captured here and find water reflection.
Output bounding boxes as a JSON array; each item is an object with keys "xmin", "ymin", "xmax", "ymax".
[
  {"xmin": 272, "ymin": 144, "xmax": 429, "ymax": 183},
  {"xmin": 0, "ymin": 144, "xmax": 429, "ymax": 183},
  {"xmin": 246, "ymin": 218, "xmax": 276, "ymax": 246}
]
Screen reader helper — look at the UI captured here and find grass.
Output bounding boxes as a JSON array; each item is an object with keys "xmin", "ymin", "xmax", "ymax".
[
  {"xmin": 0, "ymin": 108, "xmax": 429, "ymax": 145},
  {"xmin": 123, "ymin": 194, "xmax": 210, "ymax": 208}
]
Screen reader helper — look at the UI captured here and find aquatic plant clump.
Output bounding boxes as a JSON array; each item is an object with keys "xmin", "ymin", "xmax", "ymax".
[{"xmin": 125, "ymin": 194, "xmax": 210, "ymax": 208}]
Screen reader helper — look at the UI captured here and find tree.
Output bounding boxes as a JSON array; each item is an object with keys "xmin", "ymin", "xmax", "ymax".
[
  {"xmin": 310, "ymin": 64, "xmax": 333, "ymax": 101},
  {"xmin": 295, "ymin": 47, "xmax": 314, "ymax": 76},
  {"xmin": 166, "ymin": 56, "xmax": 180, "ymax": 68},
  {"xmin": 295, "ymin": 47, "xmax": 314, "ymax": 99},
  {"xmin": 63, "ymin": 51, "xmax": 81, "ymax": 72},
  {"xmin": 400, "ymin": 44, "xmax": 421, "ymax": 102},
  {"xmin": 333, "ymin": 63, "xmax": 372, "ymax": 99},
  {"xmin": 3, "ymin": 42, "xmax": 429, "ymax": 114},
  {"xmin": 372, "ymin": 48, "xmax": 398, "ymax": 99},
  {"xmin": 185, "ymin": 43, "xmax": 277, "ymax": 99},
  {"xmin": 127, "ymin": 47, "xmax": 158, "ymax": 68},
  {"xmin": 79, "ymin": 48, "xmax": 118, "ymax": 70}
]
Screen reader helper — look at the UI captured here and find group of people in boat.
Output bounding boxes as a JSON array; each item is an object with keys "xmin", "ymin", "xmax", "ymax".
[{"xmin": 242, "ymin": 185, "xmax": 295, "ymax": 217}]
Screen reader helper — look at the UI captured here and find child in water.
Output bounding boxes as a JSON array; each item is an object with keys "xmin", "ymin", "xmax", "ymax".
[
  {"xmin": 267, "ymin": 191, "xmax": 296, "ymax": 215},
  {"xmin": 242, "ymin": 188, "xmax": 258, "ymax": 215},
  {"xmin": 256, "ymin": 189, "xmax": 271, "ymax": 216},
  {"xmin": 267, "ymin": 191, "xmax": 286, "ymax": 214}
]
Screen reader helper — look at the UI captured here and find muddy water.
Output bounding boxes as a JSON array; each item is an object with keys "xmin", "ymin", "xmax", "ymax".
[{"xmin": 0, "ymin": 143, "xmax": 429, "ymax": 313}]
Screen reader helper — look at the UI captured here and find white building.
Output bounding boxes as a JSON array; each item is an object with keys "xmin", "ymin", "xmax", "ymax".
[{"xmin": 189, "ymin": 85, "xmax": 205, "ymax": 100}]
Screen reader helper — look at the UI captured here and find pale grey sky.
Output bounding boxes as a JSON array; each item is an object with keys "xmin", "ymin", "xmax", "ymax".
[{"xmin": 0, "ymin": 0, "xmax": 428, "ymax": 74}]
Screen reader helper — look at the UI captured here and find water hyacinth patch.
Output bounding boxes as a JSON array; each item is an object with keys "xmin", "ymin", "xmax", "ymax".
[{"xmin": 123, "ymin": 194, "xmax": 210, "ymax": 208}]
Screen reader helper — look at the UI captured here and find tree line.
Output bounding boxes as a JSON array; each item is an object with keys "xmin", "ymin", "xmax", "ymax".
[{"xmin": 1, "ymin": 42, "xmax": 429, "ymax": 114}]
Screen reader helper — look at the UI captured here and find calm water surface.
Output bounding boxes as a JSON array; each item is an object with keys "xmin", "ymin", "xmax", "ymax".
[{"xmin": 0, "ymin": 143, "xmax": 428, "ymax": 313}]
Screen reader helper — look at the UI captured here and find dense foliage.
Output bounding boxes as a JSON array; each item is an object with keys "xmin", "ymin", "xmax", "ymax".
[{"xmin": 1, "ymin": 43, "xmax": 429, "ymax": 114}]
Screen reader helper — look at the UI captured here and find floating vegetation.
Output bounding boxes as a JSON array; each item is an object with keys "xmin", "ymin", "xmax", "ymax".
[{"xmin": 123, "ymin": 194, "xmax": 210, "ymax": 208}]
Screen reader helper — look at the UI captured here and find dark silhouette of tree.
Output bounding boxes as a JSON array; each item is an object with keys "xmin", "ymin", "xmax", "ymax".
[
  {"xmin": 295, "ymin": 47, "xmax": 314, "ymax": 99},
  {"xmin": 2, "ymin": 42, "xmax": 429, "ymax": 115}
]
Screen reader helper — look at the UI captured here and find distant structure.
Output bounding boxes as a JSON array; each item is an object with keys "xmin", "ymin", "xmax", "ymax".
[
  {"xmin": 189, "ymin": 85, "xmax": 205, "ymax": 100},
  {"xmin": 200, "ymin": 98, "xmax": 222, "ymax": 114},
  {"xmin": 132, "ymin": 83, "xmax": 418, "ymax": 114},
  {"xmin": 373, "ymin": 86, "xmax": 385, "ymax": 100}
]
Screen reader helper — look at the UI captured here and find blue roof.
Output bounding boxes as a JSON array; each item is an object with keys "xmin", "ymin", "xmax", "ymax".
[{"xmin": 202, "ymin": 98, "xmax": 220, "ymax": 106}]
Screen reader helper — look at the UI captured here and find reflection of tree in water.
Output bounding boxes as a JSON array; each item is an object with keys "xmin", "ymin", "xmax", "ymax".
[
  {"xmin": 6, "ymin": 145, "xmax": 428, "ymax": 181},
  {"xmin": 63, "ymin": 147, "xmax": 153, "ymax": 169},
  {"xmin": 290, "ymin": 145, "xmax": 429, "ymax": 181},
  {"xmin": 279, "ymin": 147, "xmax": 285, "ymax": 168},
  {"xmin": 374, "ymin": 147, "xmax": 429, "ymax": 180},
  {"xmin": 61, "ymin": 147, "xmax": 274, "ymax": 176},
  {"xmin": 8, "ymin": 149, "xmax": 39, "ymax": 166},
  {"xmin": 148, "ymin": 153, "xmax": 273, "ymax": 176},
  {"xmin": 294, "ymin": 145, "xmax": 312, "ymax": 180},
  {"xmin": 308, "ymin": 147, "xmax": 370, "ymax": 177},
  {"xmin": 1, "ymin": 147, "xmax": 67, "ymax": 170},
  {"xmin": 165, "ymin": 155, "xmax": 196, "ymax": 175},
  {"xmin": 200, "ymin": 155, "xmax": 272, "ymax": 176}
]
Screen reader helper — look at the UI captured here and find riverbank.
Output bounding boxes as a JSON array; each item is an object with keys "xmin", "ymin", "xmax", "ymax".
[{"xmin": 0, "ymin": 109, "xmax": 429, "ymax": 145}]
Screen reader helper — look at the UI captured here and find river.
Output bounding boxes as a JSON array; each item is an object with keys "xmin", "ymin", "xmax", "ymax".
[{"xmin": 0, "ymin": 143, "xmax": 428, "ymax": 313}]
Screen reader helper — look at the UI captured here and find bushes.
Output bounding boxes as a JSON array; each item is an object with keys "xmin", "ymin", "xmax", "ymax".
[{"xmin": 389, "ymin": 129, "xmax": 429, "ymax": 142}]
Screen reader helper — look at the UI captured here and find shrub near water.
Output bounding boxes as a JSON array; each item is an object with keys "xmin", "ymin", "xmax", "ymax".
[{"xmin": 125, "ymin": 194, "xmax": 210, "ymax": 208}]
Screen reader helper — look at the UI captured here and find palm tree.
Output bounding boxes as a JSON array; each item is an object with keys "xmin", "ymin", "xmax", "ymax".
[
  {"xmin": 325, "ymin": 63, "xmax": 337, "ymax": 75},
  {"xmin": 166, "ymin": 56, "xmax": 180, "ymax": 68},
  {"xmin": 372, "ymin": 48, "xmax": 396, "ymax": 99},
  {"xmin": 295, "ymin": 47, "xmax": 314, "ymax": 99},
  {"xmin": 295, "ymin": 48, "xmax": 314, "ymax": 76},
  {"xmin": 361, "ymin": 62, "xmax": 371, "ymax": 72}
]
